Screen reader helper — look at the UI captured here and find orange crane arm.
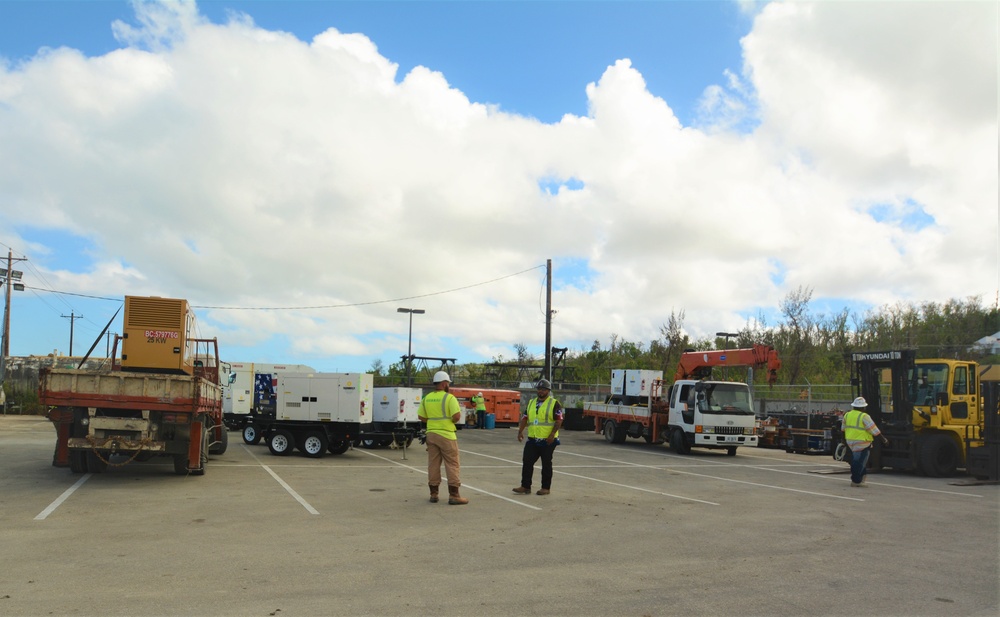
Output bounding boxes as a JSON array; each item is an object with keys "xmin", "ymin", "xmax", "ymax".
[{"xmin": 673, "ymin": 344, "xmax": 782, "ymax": 385}]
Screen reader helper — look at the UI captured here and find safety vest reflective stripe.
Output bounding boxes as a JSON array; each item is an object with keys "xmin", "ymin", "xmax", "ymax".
[
  {"xmin": 844, "ymin": 410, "xmax": 872, "ymax": 441},
  {"xmin": 527, "ymin": 397, "xmax": 558, "ymax": 439}
]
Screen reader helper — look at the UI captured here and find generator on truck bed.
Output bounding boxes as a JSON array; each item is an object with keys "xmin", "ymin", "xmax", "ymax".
[
  {"xmin": 43, "ymin": 296, "xmax": 226, "ymax": 475},
  {"xmin": 583, "ymin": 346, "xmax": 781, "ymax": 455},
  {"xmin": 836, "ymin": 350, "xmax": 994, "ymax": 478}
]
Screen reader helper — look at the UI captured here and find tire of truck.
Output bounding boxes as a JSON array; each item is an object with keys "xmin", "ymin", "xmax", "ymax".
[
  {"xmin": 726, "ymin": 446, "xmax": 737, "ymax": 456},
  {"xmin": 69, "ymin": 450, "xmax": 88, "ymax": 474},
  {"xmin": 190, "ymin": 426, "xmax": 209, "ymax": 476},
  {"xmin": 360, "ymin": 438, "xmax": 379, "ymax": 449},
  {"xmin": 173, "ymin": 454, "xmax": 188, "ymax": 475},
  {"xmin": 268, "ymin": 429, "xmax": 296, "ymax": 456},
  {"xmin": 299, "ymin": 431, "xmax": 328, "ymax": 458},
  {"xmin": 603, "ymin": 420, "xmax": 618, "ymax": 444},
  {"xmin": 670, "ymin": 429, "xmax": 690, "ymax": 455},
  {"xmin": 919, "ymin": 434, "xmax": 960, "ymax": 477},
  {"xmin": 209, "ymin": 424, "xmax": 229, "ymax": 455},
  {"xmin": 242, "ymin": 424, "xmax": 262, "ymax": 445},
  {"xmin": 328, "ymin": 440, "xmax": 351, "ymax": 455},
  {"xmin": 86, "ymin": 451, "xmax": 109, "ymax": 473}
]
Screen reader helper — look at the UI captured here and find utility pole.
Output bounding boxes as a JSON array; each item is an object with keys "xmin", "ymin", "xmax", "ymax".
[
  {"xmin": 1, "ymin": 249, "xmax": 27, "ymax": 359},
  {"xmin": 544, "ymin": 258, "xmax": 552, "ymax": 383},
  {"xmin": 62, "ymin": 311, "xmax": 83, "ymax": 356}
]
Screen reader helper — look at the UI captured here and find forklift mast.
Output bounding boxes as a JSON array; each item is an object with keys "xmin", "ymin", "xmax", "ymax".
[{"xmin": 850, "ymin": 350, "xmax": 916, "ymax": 433}]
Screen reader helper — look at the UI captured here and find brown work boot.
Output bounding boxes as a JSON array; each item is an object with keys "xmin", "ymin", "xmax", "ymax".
[
  {"xmin": 512, "ymin": 486, "xmax": 530, "ymax": 494},
  {"xmin": 536, "ymin": 488, "xmax": 550, "ymax": 495},
  {"xmin": 448, "ymin": 485, "xmax": 469, "ymax": 505},
  {"xmin": 428, "ymin": 484, "xmax": 439, "ymax": 503}
]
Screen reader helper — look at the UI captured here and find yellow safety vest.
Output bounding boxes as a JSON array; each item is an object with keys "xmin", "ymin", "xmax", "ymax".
[
  {"xmin": 526, "ymin": 396, "xmax": 559, "ymax": 439},
  {"xmin": 843, "ymin": 409, "xmax": 873, "ymax": 443},
  {"xmin": 473, "ymin": 394, "xmax": 487, "ymax": 412},
  {"xmin": 419, "ymin": 391, "xmax": 460, "ymax": 440}
]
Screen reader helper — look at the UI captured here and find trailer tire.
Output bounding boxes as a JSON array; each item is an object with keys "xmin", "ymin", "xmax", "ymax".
[
  {"xmin": 242, "ymin": 424, "xmax": 262, "ymax": 445},
  {"xmin": 919, "ymin": 434, "xmax": 959, "ymax": 477},
  {"xmin": 86, "ymin": 451, "xmax": 109, "ymax": 473},
  {"xmin": 268, "ymin": 429, "xmax": 296, "ymax": 456},
  {"xmin": 360, "ymin": 438, "xmax": 379, "ymax": 449},
  {"xmin": 670, "ymin": 429, "xmax": 690, "ymax": 455},
  {"xmin": 328, "ymin": 440, "xmax": 351, "ymax": 455},
  {"xmin": 69, "ymin": 451, "xmax": 88, "ymax": 474},
  {"xmin": 299, "ymin": 431, "xmax": 328, "ymax": 458}
]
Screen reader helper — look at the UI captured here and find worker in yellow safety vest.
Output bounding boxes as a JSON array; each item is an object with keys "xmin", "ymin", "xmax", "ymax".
[
  {"xmin": 512, "ymin": 379, "xmax": 563, "ymax": 496},
  {"xmin": 842, "ymin": 396, "xmax": 889, "ymax": 487},
  {"xmin": 473, "ymin": 392, "xmax": 487, "ymax": 429},
  {"xmin": 417, "ymin": 371, "xmax": 468, "ymax": 505}
]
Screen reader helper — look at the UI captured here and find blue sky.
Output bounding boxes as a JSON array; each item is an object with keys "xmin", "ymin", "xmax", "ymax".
[{"xmin": 0, "ymin": 1, "xmax": 996, "ymax": 376}]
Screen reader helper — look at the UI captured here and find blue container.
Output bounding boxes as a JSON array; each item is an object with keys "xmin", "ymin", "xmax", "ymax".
[{"xmin": 484, "ymin": 413, "xmax": 496, "ymax": 430}]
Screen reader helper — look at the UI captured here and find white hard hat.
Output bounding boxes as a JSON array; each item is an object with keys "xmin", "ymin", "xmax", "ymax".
[
  {"xmin": 851, "ymin": 396, "xmax": 868, "ymax": 408},
  {"xmin": 433, "ymin": 371, "xmax": 451, "ymax": 384},
  {"xmin": 477, "ymin": 392, "xmax": 483, "ymax": 397}
]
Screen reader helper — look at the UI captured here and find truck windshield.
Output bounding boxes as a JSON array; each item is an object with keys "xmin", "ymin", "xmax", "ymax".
[
  {"xmin": 908, "ymin": 363, "xmax": 948, "ymax": 406},
  {"xmin": 701, "ymin": 384, "xmax": 754, "ymax": 415}
]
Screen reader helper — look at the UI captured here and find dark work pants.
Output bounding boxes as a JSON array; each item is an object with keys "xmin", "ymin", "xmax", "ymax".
[{"xmin": 521, "ymin": 440, "xmax": 557, "ymax": 490}]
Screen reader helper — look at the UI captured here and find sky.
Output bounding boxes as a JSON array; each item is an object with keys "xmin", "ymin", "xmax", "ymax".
[{"xmin": 0, "ymin": 0, "xmax": 997, "ymax": 376}]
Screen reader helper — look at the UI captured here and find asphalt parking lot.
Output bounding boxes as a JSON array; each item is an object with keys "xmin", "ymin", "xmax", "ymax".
[{"xmin": 1, "ymin": 414, "xmax": 997, "ymax": 617}]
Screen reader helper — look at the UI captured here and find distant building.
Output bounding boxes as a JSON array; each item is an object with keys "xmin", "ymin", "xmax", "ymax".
[{"xmin": 972, "ymin": 331, "xmax": 1000, "ymax": 355}]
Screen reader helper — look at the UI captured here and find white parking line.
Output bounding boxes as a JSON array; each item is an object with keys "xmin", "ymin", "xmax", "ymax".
[
  {"xmin": 562, "ymin": 450, "xmax": 865, "ymax": 502},
  {"xmin": 35, "ymin": 474, "xmax": 90, "ymax": 521},
  {"xmin": 242, "ymin": 444, "xmax": 319, "ymax": 515},
  {"xmin": 468, "ymin": 450, "xmax": 720, "ymax": 506},
  {"xmin": 359, "ymin": 449, "xmax": 542, "ymax": 510}
]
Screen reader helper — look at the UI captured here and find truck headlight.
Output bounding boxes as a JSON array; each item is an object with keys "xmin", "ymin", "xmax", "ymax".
[
  {"xmin": 743, "ymin": 427, "xmax": 755, "ymax": 435},
  {"xmin": 701, "ymin": 426, "xmax": 715, "ymax": 434}
]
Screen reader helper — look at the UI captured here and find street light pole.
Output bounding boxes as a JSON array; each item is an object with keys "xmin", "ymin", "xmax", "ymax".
[{"xmin": 397, "ymin": 308, "xmax": 425, "ymax": 386}]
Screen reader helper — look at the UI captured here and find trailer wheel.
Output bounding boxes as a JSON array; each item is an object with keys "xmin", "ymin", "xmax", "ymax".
[
  {"xmin": 919, "ymin": 434, "xmax": 959, "ymax": 477},
  {"xmin": 299, "ymin": 431, "xmax": 328, "ymax": 458},
  {"xmin": 670, "ymin": 429, "xmax": 690, "ymax": 455},
  {"xmin": 242, "ymin": 424, "xmax": 262, "ymax": 445},
  {"xmin": 360, "ymin": 438, "xmax": 379, "ymax": 449},
  {"xmin": 69, "ymin": 451, "xmax": 88, "ymax": 474},
  {"xmin": 328, "ymin": 440, "xmax": 351, "ymax": 455},
  {"xmin": 268, "ymin": 429, "xmax": 295, "ymax": 456},
  {"xmin": 86, "ymin": 451, "xmax": 109, "ymax": 473}
]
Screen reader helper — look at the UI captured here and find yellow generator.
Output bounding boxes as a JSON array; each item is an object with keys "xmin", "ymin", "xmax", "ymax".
[{"xmin": 120, "ymin": 295, "xmax": 198, "ymax": 375}]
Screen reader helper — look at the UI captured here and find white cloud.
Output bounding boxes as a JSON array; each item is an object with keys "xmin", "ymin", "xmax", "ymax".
[{"xmin": 0, "ymin": 0, "xmax": 995, "ymax": 368}]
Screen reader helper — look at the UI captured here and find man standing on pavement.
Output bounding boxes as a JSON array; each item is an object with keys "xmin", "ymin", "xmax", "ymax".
[
  {"xmin": 513, "ymin": 379, "xmax": 563, "ymax": 496},
  {"xmin": 417, "ymin": 371, "xmax": 468, "ymax": 505},
  {"xmin": 842, "ymin": 396, "xmax": 888, "ymax": 487},
  {"xmin": 473, "ymin": 391, "xmax": 487, "ymax": 429}
]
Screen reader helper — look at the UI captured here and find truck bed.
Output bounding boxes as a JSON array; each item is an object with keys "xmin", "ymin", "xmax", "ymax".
[
  {"xmin": 583, "ymin": 402, "xmax": 654, "ymax": 421},
  {"xmin": 39, "ymin": 368, "xmax": 221, "ymax": 413}
]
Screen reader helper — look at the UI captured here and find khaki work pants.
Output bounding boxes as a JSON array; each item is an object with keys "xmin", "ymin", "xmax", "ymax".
[{"xmin": 425, "ymin": 432, "xmax": 461, "ymax": 487}]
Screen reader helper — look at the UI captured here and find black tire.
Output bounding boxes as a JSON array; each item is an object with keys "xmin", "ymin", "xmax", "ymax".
[
  {"xmin": 328, "ymin": 440, "xmax": 351, "ymax": 455},
  {"xmin": 726, "ymin": 447, "xmax": 737, "ymax": 456},
  {"xmin": 242, "ymin": 424, "xmax": 262, "ymax": 445},
  {"xmin": 69, "ymin": 451, "xmax": 88, "ymax": 474},
  {"xmin": 360, "ymin": 438, "xmax": 379, "ymax": 449},
  {"xmin": 919, "ymin": 434, "xmax": 960, "ymax": 477},
  {"xmin": 209, "ymin": 424, "xmax": 229, "ymax": 455},
  {"xmin": 299, "ymin": 431, "xmax": 328, "ymax": 458},
  {"xmin": 173, "ymin": 454, "xmax": 189, "ymax": 475},
  {"xmin": 190, "ymin": 427, "xmax": 209, "ymax": 476},
  {"xmin": 86, "ymin": 451, "xmax": 109, "ymax": 473},
  {"xmin": 268, "ymin": 429, "xmax": 296, "ymax": 456},
  {"xmin": 603, "ymin": 420, "xmax": 617, "ymax": 444},
  {"xmin": 670, "ymin": 429, "xmax": 690, "ymax": 455}
]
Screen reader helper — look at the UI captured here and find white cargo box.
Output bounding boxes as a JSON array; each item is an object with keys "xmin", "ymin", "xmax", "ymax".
[
  {"xmin": 276, "ymin": 372, "xmax": 373, "ymax": 424},
  {"xmin": 611, "ymin": 369, "xmax": 663, "ymax": 398},
  {"xmin": 372, "ymin": 387, "xmax": 422, "ymax": 423}
]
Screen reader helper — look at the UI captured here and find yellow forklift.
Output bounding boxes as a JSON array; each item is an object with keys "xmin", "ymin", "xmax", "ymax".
[{"xmin": 835, "ymin": 350, "xmax": 993, "ymax": 477}]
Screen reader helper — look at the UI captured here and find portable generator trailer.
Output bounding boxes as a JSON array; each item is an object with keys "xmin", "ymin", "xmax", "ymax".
[{"xmin": 357, "ymin": 387, "xmax": 423, "ymax": 448}]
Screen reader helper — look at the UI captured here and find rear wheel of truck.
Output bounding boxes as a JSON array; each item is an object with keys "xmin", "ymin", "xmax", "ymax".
[
  {"xmin": 268, "ymin": 429, "xmax": 296, "ymax": 456},
  {"xmin": 299, "ymin": 431, "xmax": 328, "ymax": 458},
  {"xmin": 670, "ymin": 429, "xmax": 690, "ymax": 455},
  {"xmin": 86, "ymin": 451, "xmax": 109, "ymax": 473},
  {"xmin": 69, "ymin": 451, "xmax": 88, "ymax": 474},
  {"xmin": 328, "ymin": 440, "xmax": 351, "ymax": 455},
  {"xmin": 210, "ymin": 424, "xmax": 229, "ymax": 455},
  {"xmin": 919, "ymin": 434, "xmax": 959, "ymax": 477},
  {"xmin": 242, "ymin": 424, "xmax": 262, "ymax": 445},
  {"xmin": 603, "ymin": 420, "xmax": 618, "ymax": 444}
]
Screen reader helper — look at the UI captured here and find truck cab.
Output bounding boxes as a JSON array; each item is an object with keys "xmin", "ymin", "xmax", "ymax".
[{"xmin": 665, "ymin": 379, "xmax": 758, "ymax": 455}]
